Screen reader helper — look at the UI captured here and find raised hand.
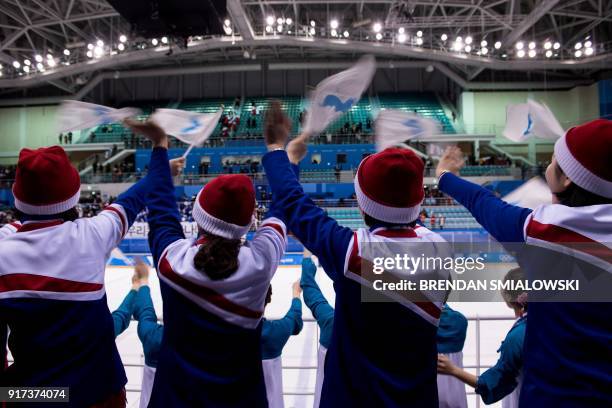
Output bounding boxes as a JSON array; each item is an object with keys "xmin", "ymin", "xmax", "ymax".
[
  {"xmin": 264, "ymin": 100, "xmax": 292, "ymax": 151},
  {"xmin": 435, "ymin": 146, "xmax": 465, "ymax": 178},
  {"xmin": 124, "ymin": 118, "xmax": 168, "ymax": 148},
  {"xmin": 170, "ymin": 157, "xmax": 186, "ymax": 177},
  {"xmin": 292, "ymin": 280, "xmax": 303, "ymax": 298},
  {"xmin": 287, "ymin": 133, "xmax": 310, "ymax": 165},
  {"xmin": 134, "ymin": 257, "xmax": 150, "ymax": 286}
]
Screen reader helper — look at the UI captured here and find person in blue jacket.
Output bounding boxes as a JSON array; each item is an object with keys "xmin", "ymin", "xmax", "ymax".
[
  {"xmin": 124, "ymin": 115, "xmax": 289, "ymax": 407},
  {"xmin": 261, "ymin": 281, "xmax": 304, "ymax": 408},
  {"xmin": 436, "ymin": 304, "xmax": 468, "ymax": 408},
  {"xmin": 111, "ymin": 268, "xmax": 143, "ymax": 338},
  {"xmin": 262, "ymin": 102, "xmax": 450, "ymax": 407},
  {"xmin": 438, "ymin": 268, "xmax": 527, "ymax": 408},
  {"xmin": 299, "ymin": 254, "xmax": 334, "ymax": 408},
  {"xmin": 435, "ymin": 118, "xmax": 612, "ymax": 406}
]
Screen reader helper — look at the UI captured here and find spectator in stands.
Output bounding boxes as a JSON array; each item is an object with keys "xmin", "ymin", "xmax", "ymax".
[
  {"xmin": 438, "ymin": 268, "xmax": 527, "ymax": 408},
  {"xmin": 89, "ymin": 132, "xmax": 95, "ymax": 143},
  {"xmin": 334, "ymin": 163, "xmax": 342, "ymax": 181},
  {"xmin": 64, "ymin": 134, "xmax": 69, "ymax": 144},
  {"xmin": 439, "ymin": 216, "xmax": 445, "ymax": 230},
  {"xmin": 58, "ymin": 133, "xmax": 63, "ymax": 144},
  {"xmin": 68, "ymin": 132, "xmax": 73, "ymax": 144},
  {"xmin": 366, "ymin": 117, "xmax": 372, "ymax": 129},
  {"xmin": 430, "ymin": 212, "xmax": 436, "ymax": 229}
]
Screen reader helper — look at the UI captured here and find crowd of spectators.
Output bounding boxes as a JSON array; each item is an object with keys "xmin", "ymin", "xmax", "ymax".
[{"xmin": 0, "ymin": 165, "xmax": 16, "ymax": 188}]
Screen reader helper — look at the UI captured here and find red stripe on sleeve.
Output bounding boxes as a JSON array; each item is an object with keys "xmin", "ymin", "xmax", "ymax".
[
  {"xmin": 0, "ymin": 273, "xmax": 103, "ymax": 293},
  {"xmin": 262, "ymin": 222, "xmax": 285, "ymax": 238}
]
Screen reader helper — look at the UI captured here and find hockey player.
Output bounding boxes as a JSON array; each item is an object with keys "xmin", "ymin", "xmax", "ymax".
[
  {"xmin": 435, "ymin": 119, "xmax": 612, "ymax": 406},
  {"xmin": 436, "ymin": 304, "xmax": 468, "ymax": 408},
  {"xmin": 0, "ymin": 140, "xmax": 165, "ymax": 407},
  {"xmin": 262, "ymin": 102, "xmax": 448, "ymax": 407},
  {"xmin": 125, "ymin": 118, "xmax": 288, "ymax": 407}
]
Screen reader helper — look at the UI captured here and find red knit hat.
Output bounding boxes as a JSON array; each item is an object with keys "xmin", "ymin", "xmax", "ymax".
[
  {"xmin": 554, "ymin": 119, "xmax": 612, "ymax": 199},
  {"xmin": 12, "ymin": 146, "xmax": 81, "ymax": 215},
  {"xmin": 192, "ymin": 174, "xmax": 255, "ymax": 239},
  {"xmin": 354, "ymin": 147, "xmax": 424, "ymax": 223}
]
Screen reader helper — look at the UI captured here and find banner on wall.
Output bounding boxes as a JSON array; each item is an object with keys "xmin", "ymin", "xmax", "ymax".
[{"xmin": 126, "ymin": 222, "xmax": 199, "ymax": 239}]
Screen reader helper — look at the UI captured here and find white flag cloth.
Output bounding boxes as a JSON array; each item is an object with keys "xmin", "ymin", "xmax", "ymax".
[
  {"xmin": 57, "ymin": 100, "xmax": 141, "ymax": 133},
  {"xmin": 503, "ymin": 100, "xmax": 565, "ymax": 142},
  {"xmin": 151, "ymin": 108, "xmax": 223, "ymax": 146},
  {"xmin": 502, "ymin": 176, "xmax": 552, "ymax": 209},
  {"xmin": 375, "ymin": 109, "xmax": 441, "ymax": 151},
  {"xmin": 303, "ymin": 55, "xmax": 376, "ymax": 136}
]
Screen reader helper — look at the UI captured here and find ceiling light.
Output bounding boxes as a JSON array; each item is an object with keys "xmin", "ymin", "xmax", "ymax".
[
  {"xmin": 584, "ymin": 40, "xmax": 592, "ymax": 48},
  {"xmin": 373, "ymin": 22, "xmax": 382, "ymax": 33},
  {"xmin": 545, "ymin": 50, "xmax": 553, "ymax": 58},
  {"xmin": 528, "ymin": 41, "xmax": 536, "ymax": 50},
  {"xmin": 417, "ymin": 30, "xmax": 423, "ymax": 37},
  {"xmin": 574, "ymin": 50, "xmax": 582, "ymax": 57},
  {"xmin": 86, "ymin": 50, "xmax": 93, "ymax": 58},
  {"xmin": 266, "ymin": 25, "xmax": 273, "ymax": 33},
  {"xmin": 517, "ymin": 49, "xmax": 525, "ymax": 58},
  {"xmin": 266, "ymin": 16, "xmax": 275, "ymax": 26},
  {"xmin": 416, "ymin": 37, "xmax": 423, "ymax": 45},
  {"xmin": 151, "ymin": 38, "xmax": 159, "ymax": 46},
  {"xmin": 343, "ymin": 30, "xmax": 349, "ymax": 38},
  {"xmin": 494, "ymin": 41, "xmax": 501, "ymax": 49},
  {"xmin": 574, "ymin": 42, "xmax": 582, "ymax": 50},
  {"xmin": 224, "ymin": 26, "xmax": 233, "ymax": 35},
  {"xmin": 375, "ymin": 33, "xmax": 383, "ymax": 41},
  {"xmin": 456, "ymin": 36, "xmax": 463, "ymax": 43},
  {"xmin": 398, "ymin": 33, "xmax": 406, "ymax": 43},
  {"xmin": 309, "ymin": 27, "xmax": 315, "ymax": 35},
  {"xmin": 36, "ymin": 62, "xmax": 44, "ymax": 70},
  {"xmin": 481, "ymin": 40, "xmax": 487, "ymax": 47},
  {"xmin": 94, "ymin": 46, "xmax": 103, "ymax": 58},
  {"xmin": 585, "ymin": 47, "xmax": 594, "ymax": 56},
  {"xmin": 464, "ymin": 45, "xmax": 471, "ymax": 52},
  {"xmin": 481, "ymin": 47, "xmax": 488, "ymax": 55},
  {"xmin": 47, "ymin": 58, "xmax": 56, "ymax": 67},
  {"xmin": 277, "ymin": 25, "xmax": 282, "ymax": 32},
  {"xmin": 452, "ymin": 42, "xmax": 462, "ymax": 51},
  {"xmin": 224, "ymin": 19, "xmax": 231, "ymax": 27},
  {"xmin": 96, "ymin": 40, "xmax": 104, "ymax": 47},
  {"xmin": 63, "ymin": 49, "xmax": 70, "ymax": 56},
  {"xmin": 330, "ymin": 19, "xmax": 339, "ymax": 29},
  {"xmin": 118, "ymin": 43, "xmax": 125, "ymax": 51},
  {"xmin": 515, "ymin": 41, "xmax": 524, "ymax": 50},
  {"xmin": 12, "ymin": 61, "xmax": 20, "ymax": 68},
  {"xmin": 528, "ymin": 49, "xmax": 536, "ymax": 58},
  {"xmin": 161, "ymin": 36, "xmax": 168, "ymax": 44},
  {"xmin": 398, "ymin": 27, "xmax": 405, "ymax": 34},
  {"xmin": 286, "ymin": 18, "xmax": 292, "ymax": 25},
  {"xmin": 87, "ymin": 43, "xmax": 94, "ymax": 50},
  {"xmin": 23, "ymin": 65, "xmax": 30, "ymax": 73},
  {"xmin": 465, "ymin": 36, "xmax": 472, "ymax": 44},
  {"xmin": 310, "ymin": 20, "xmax": 316, "ymax": 27},
  {"xmin": 544, "ymin": 41, "xmax": 552, "ymax": 50},
  {"xmin": 277, "ymin": 17, "xmax": 284, "ymax": 25},
  {"xmin": 441, "ymin": 33, "xmax": 447, "ymax": 41},
  {"xmin": 24, "ymin": 59, "xmax": 31, "ymax": 66},
  {"xmin": 119, "ymin": 35, "xmax": 127, "ymax": 43},
  {"xmin": 553, "ymin": 42, "xmax": 560, "ymax": 50}
]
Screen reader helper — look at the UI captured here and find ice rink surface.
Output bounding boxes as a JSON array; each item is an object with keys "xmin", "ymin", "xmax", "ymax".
[{"xmin": 104, "ymin": 262, "xmax": 516, "ymax": 408}]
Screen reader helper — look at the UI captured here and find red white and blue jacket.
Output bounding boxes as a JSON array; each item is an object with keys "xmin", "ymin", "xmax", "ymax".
[
  {"xmin": 144, "ymin": 148, "xmax": 287, "ymax": 407},
  {"xmin": 0, "ymin": 150, "xmax": 161, "ymax": 407},
  {"xmin": 262, "ymin": 150, "xmax": 447, "ymax": 408},
  {"xmin": 439, "ymin": 172, "xmax": 612, "ymax": 407}
]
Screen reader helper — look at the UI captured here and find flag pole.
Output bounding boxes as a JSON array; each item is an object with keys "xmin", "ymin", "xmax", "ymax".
[{"xmin": 182, "ymin": 143, "xmax": 196, "ymax": 159}]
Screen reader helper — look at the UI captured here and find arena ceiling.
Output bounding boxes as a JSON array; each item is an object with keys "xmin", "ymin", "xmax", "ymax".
[{"xmin": 0, "ymin": 0, "xmax": 611, "ymax": 101}]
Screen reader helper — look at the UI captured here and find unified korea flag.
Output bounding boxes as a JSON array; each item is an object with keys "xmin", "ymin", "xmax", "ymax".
[
  {"xmin": 303, "ymin": 55, "xmax": 376, "ymax": 136},
  {"xmin": 375, "ymin": 109, "xmax": 441, "ymax": 151},
  {"xmin": 151, "ymin": 108, "xmax": 223, "ymax": 148},
  {"xmin": 57, "ymin": 100, "xmax": 141, "ymax": 133},
  {"xmin": 503, "ymin": 100, "xmax": 564, "ymax": 142}
]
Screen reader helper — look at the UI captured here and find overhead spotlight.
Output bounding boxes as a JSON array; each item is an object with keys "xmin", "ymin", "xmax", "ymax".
[
  {"xmin": 94, "ymin": 46, "xmax": 103, "ymax": 58},
  {"xmin": 528, "ymin": 41, "xmax": 536, "ymax": 50},
  {"xmin": 87, "ymin": 43, "xmax": 94, "ymax": 50},
  {"xmin": 224, "ymin": 19, "xmax": 231, "ymax": 27},
  {"xmin": 63, "ymin": 48, "xmax": 70, "ymax": 56},
  {"xmin": 398, "ymin": 27, "xmax": 405, "ymax": 34},
  {"xmin": 266, "ymin": 16, "xmax": 275, "ymax": 26},
  {"xmin": 553, "ymin": 42, "xmax": 560, "ymax": 50},
  {"xmin": 86, "ymin": 50, "xmax": 93, "ymax": 58},
  {"xmin": 544, "ymin": 41, "xmax": 552, "ymax": 50},
  {"xmin": 96, "ymin": 39, "xmax": 104, "ymax": 47},
  {"xmin": 464, "ymin": 45, "xmax": 471, "ymax": 52},
  {"xmin": 416, "ymin": 37, "xmax": 423, "ymax": 45},
  {"xmin": 330, "ymin": 19, "xmax": 339, "ymax": 29},
  {"xmin": 119, "ymin": 35, "xmax": 127, "ymax": 43},
  {"xmin": 494, "ymin": 41, "xmax": 501, "ymax": 49},
  {"xmin": 481, "ymin": 40, "xmax": 487, "ymax": 47},
  {"xmin": 398, "ymin": 33, "xmax": 406, "ymax": 43},
  {"xmin": 456, "ymin": 36, "xmax": 463, "ymax": 43},
  {"xmin": 515, "ymin": 41, "xmax": 524, "ymax": 50},
  {"xmin": 286, "ymin": 18, "xmax": 293, "ymax": 25},
  {"xmin": 277, "ymin": 17, "xmax": 284, "ymax": 25},
  {"xmin": 47, "ymin": 58, "xmax": 56, "ymax": 67},
  {"xmin": 0, "ymin": 72, "xmax": 2, "ymax": 77},
  {"xmin": 416, "ymin": 30, "xmax": 423, "ymax": 37},
  {"xmin": 46, "ymin": 53, "xmax": 53, "ymax": 60},
  {"xmin": 574, "ymin": 50, "xmax": 582, "ymax": 57},
  {"xmin": 375, "ymin": 32, "xmax": 383, "ymax": 41},
  {"xmin": 465, "ymin": 36, "xmax": 472, "ymax": 44},
  {"xmin": 481, "ymin": 47, "xmax": 488, "ymax": 55},
  {"xmin": 574, "ymin": 42, "xmax": 582, "ymax": 50},
  {"xmin": 517, "ymin": 49, "xmax": 525, "ymax": 58},
  {"xmin": 266, "ymin": 25, "xmax": 273, "ymax": 33},
  {"xmin": 452, "ymin": 41, "xmax": 462, "ymax": 51},
  {"xmin": 585, "ymin": 47, "xmax": 594, "ymax": 56},
  {"xmin": 24, "ymin": 59, "xmax": 31, "ymax": 66},
  {"xmin": 224, "ymin": 26, "xmax": 233, "ymax": 35},
  {"xmin": 36, "ymin": 62, "xmax": 44, "ymax": 70},
  {"xmin": 309, "ymin": 27, "xmax": 315, "ymax": 35},
  {"xmin": 343, "ymin": 30, "xmax": 349, "ymax": 38},
  {"xmin": 277, "ymin": 25, "xmax": 282, "ymax": 33},
  {"xmin": 545, "ymin": 50, "xmax": 553, "ymax": 58},
  {"xmin": 528, "ymin": 49, "xmax": 536, "ymax": 58},
  {"xmin": 243, "ymin": 50, "xmax": 250, "ymax": 59},
  {"xmin": 584, "ymin": 40, "xmax": 592, "ymax": 48},
  {"xmin": 152, "ymin": 38, "xmax": 159, "ymax": 46},
  {"xmin": 118, "ymin": 43, "xmax": 125, "ymax": 51},
  {"xmin": 161, "ymin": 36, "xmax": 168, "ymax": 44},
  {"xmin": 310, "ymin": 20, "xmax": 316, "ymax": 27},
  {"xmin": 12, "ymin": 61, "xmax": 20, "ymax": 69},
  {"xmin": 23, "ymin": 65, "xmax": 30, "ymax": 73},
  {"xmin": 373, "ymin": 22, "xmax": 382, "ymax": 33},
  {"xmin": 331, "ymin": 29, "xmax": 337, "ymax": 37},
  {"xmin": 441, "ymin": 33, "xmax": 447, "ymax": 41}
]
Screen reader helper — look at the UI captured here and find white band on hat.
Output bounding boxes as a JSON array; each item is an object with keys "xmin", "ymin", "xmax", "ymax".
[
  {"xmin": 354, "ymin": 177, "xmax": 422, "ymax": 224},
  {"xmin": 554, "ymin": 135, "xmax": 612, "ymax": 199},
  {"xmin": 13, "ymin": 188, "xmax": 81, "ymax": 215},
  {"xmin": 192, "ymin": 191, "xmax": 251, "ymax": 240}
]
